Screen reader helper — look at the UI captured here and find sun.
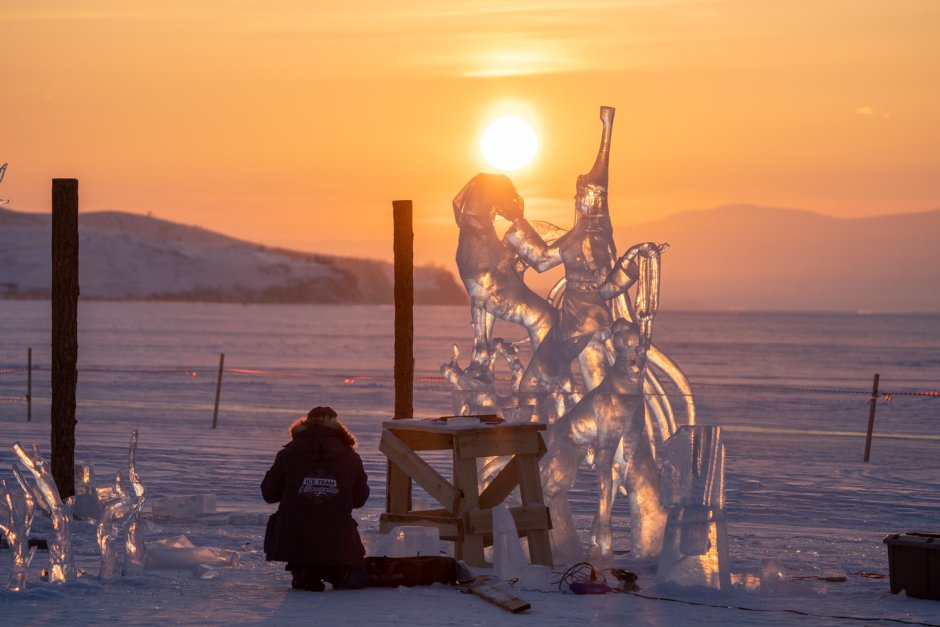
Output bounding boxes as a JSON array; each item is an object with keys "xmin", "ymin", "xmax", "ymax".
[{"xmin": 480, "ymin": 116, "xmax": 538, "ymax": 171}]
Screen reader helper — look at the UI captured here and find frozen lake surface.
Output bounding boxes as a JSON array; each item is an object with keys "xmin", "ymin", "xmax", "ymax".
[{"xmin": 1, "ymin": 302, "xmax": 939, "ymax": 625}]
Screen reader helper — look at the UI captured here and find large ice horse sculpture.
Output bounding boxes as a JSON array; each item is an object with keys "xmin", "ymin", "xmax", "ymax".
[{"xmin": 443, "ymin": 106, "xmax": 697, "ymax": 560}]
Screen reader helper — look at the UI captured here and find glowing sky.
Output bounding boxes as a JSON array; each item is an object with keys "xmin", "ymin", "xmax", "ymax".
[{"xmin": 2, "ymin": 1, "xmax": 938, "ymax": 265}]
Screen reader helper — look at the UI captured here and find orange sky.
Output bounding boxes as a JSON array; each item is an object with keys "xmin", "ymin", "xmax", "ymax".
[{"xmin": 2, "ymin": 1, "xmax": 939, "ymax": 267}]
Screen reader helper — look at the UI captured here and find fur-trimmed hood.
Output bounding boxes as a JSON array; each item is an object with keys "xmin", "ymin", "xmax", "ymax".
[{"xmin": 289, "ymin": 416, "xmax": 357, "ymax": 448}]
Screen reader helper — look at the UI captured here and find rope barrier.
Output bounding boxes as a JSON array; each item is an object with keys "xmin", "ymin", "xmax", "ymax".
[
  {"xmin": 0, "ymin": 367, "xmax": 30, "ymax": 375},
  {"xmin": 1, "ymin": 362, "xmax": 937, "ymax": 399}
]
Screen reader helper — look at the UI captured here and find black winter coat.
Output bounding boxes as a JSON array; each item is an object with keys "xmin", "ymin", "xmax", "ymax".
[{"xmin": 261, "ymin": 425, "xmax": 370, "ymax": 565}]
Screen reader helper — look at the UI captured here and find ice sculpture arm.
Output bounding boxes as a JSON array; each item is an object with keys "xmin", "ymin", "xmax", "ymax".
[
  {"xmin": 599, "ymin": 242, "xmax": 666, "ymax": 299},
  {"xmin": 352, "ymin": 455, "xmax": 370, "ymax": 509},
  {"xmin": 502, "ymin": 217, "xmax": 563, "ymax": 273},
  {"xmin": 260, "ymin": 452, "xmax": 286, "ymax": 504}
]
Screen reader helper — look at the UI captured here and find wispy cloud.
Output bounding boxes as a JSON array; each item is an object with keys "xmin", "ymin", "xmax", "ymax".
[{"xmin": 855, "ymin": 105, "xmax": 892, "ymax": 118}]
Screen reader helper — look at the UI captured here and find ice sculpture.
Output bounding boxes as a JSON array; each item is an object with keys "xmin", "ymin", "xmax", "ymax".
[
  {"xmin": 655, "ymin": 425, "xmax": 730, "ymax": 590},
  {"xmin": 444, "ymin": 105, "xmax": 698, "ymax": 561},
  {"xmin": 12, "ymin": 443, "xmax": 77, "ymax": 583},
  {"xmin": 80, "ymin": 431, "xmax": 146, "ymax": 579},
  {"xmin": 123, "ymin": 430, "xmax": 147, "ymax": 575},
  {"xmin": 543, "ymin": 243, "xmax": 669, "ymax": 561},
  {"xmin": 0, "ymin": 162, "xmax": 8, "ymax": 205},
  {"xmin": 501, "ymin": 108, "xmax": 619, "ymax": 414},
  {"xmin": 452, "ymin": 173, "xmax": 557, "ymax": 383},
  {"xmin": 441, "ymin": 339, "xmax": 525, "ymax": 420},
  {"xmin": 0, "ymin": 468, "xmax": 37, "ymax": 592},
  {"xmin": 96, "ymin": 472, "xmax": 139, "ymax": 580}
]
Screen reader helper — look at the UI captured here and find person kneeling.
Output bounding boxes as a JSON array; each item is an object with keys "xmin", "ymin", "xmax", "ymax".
[{"xmin": 262, "ymin": 406, "xmax": 370, "ymax": 591}]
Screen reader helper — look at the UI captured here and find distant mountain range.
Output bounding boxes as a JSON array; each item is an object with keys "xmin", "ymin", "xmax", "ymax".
[
  {"xmin": 0, "ymin": 208, "xmax": 466, "ymax": 305},
  {"xmin": 612, "ymin": 205, "xmax": 940, "ymax": 312},
  {"xmin": 2, "ymin": 205, "xmax": 938, "ymax": 312}
]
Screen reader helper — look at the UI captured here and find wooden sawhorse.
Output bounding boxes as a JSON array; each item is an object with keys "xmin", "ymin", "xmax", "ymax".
[{"xmin": 379, "ymin": 419, "xmax": 552, "ymax": 568}]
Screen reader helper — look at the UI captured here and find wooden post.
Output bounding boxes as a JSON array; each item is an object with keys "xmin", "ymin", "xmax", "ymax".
[
  {"xmin": 393, "ymin": 200, "xmax": 414, "ymax": 419},
  {"xmin": 863, "ymin": 373, "xmax": 880, "ymax": 462},
  {"xmin": 51, "ymin": 178, "xmax": 79, "ymax": 499},
  {"xmin": 391, "ymin": 200, "xmax": 414, "ymax": 515},
  {"xmin": 27, "ymin": 347, "xmax": 32, "ymax": 422},
  {"xmin": 211, "ymin": 352, "xmax": 225, "ymax": 429}
]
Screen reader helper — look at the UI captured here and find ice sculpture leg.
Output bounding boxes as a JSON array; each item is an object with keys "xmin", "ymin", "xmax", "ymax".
[
  {"xmin": 540, "ymin": 401, "xmax": 595, "ymax": 562},
  {"xmin": 622, "ymin": 406, "xmax": 667, "ymax": 558},
  {"xmin": 1, "ymin": 470, "xmax": 37, "ymax": 592},
  {"xmin": 656, "ymin": 425, "xmax": 730, "ymax": 590},
  {"xmin": 12, "ymin": 443, "xmax": 77, "ymax": 584}
]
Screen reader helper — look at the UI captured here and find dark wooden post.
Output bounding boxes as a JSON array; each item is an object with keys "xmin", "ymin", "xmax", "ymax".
[
  {"xmin": 27, "ymin": 347, "xmax": 32, "ymax": 422},
  {"xmin": 863, "ymin": 373, "xmax": 880, "ymax": 462},
  {"xmin": 390, "ymin": 200, "xmax": 414, "ymax": 515},
  {"xmin": 51, "ymin": 178, "xmax": 79, "ymax": 499},
  {"xmin": 211, "ymin": 352, "xmax": 225, "ymax": 429},
  {"xmin": 393, "ymin": 200, "xmax": 414, "ymax": 419}
]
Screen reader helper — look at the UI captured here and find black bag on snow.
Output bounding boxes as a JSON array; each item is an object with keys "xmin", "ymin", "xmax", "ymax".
[{"xmin": 363, "ymin": 556, "xmax": 458, "ymax": 587}]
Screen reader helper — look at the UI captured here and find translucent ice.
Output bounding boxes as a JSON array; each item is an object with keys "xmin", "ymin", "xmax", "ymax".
[
  {"xmin": 491, "ymin": 504, "xmax": 527, "ymax": 581},
  {"xmin": 444, "ymin": 105, "xmax": 698, "ymax": 562},
  {"xmin": 150, "ymin": 494, "xmax": 217, "ymax": 520},
  {"xmin": 656, "ymin": 426, "xmax": 731, "ymax": 590},
  {"xmin": 0, "ymin": 468, "xmax": 37, "ymax": 592},
  {"xmin": 13, "ymin": 442, "xmax": 77, "ymax": 584}
]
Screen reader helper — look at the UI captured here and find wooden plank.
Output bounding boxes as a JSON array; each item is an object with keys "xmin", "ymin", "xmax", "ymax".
[
  {"xmin": 455, "ymin": 429, "xmax": 541, "ymax": 459},
  {"xmin": 387, "ymin": 461, "xmax": 412, "ymax": 514},
  {"xmin": 464, "ymin": 577, "xmax": 531, "ymax": 613},
  {"xmin": 515, "ymin": 451, "xmax": 553, "ymax": 567},
  {"xmin": 394, "ymin": 429, "xmax": 453, "ymax": 452},
  {"xmin": 379, "ymin": 513, "xmax": 460, "ymax": 540},
  {"xmin": 452, "ymin": 455, "xmax": 485, "ymax": 566},
  {"xmin": 515, "ymin": 453, "xmax": 545, "ymax": 506},
  {"xmin": 464, "ymin": 505, "xmax": 551, "ymax": 537},
  {"xmin": 525, "ymin": 528, "xmax": 554, "ymax": 567},
  {"xmin": 380, "ymin": 430, "xmax": 460, "ymax": 512},
  {"xmin": 478, "ymin": 457, "xmax": 521, "ymax": 510},
  {"xmin": 382, "ymin": 420, "xmax": 545, "ymax": 436}
]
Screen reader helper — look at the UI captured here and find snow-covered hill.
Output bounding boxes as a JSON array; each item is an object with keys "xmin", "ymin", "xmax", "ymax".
[{"xmin": 0, "ymin": 209, "xmax": 466, "ymax": 305}]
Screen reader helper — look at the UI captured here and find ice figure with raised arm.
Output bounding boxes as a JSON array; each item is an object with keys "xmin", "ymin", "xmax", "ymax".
[
  {"xmin": 542, "ymin": 241, "xmax": 668, "ymax": 561},
  {"xmin": 499, "ymin": 108, "xmax": 620, "ymax": 421}
]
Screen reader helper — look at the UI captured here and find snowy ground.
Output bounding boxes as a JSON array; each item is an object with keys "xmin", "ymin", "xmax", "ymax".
[
  {"xmin": 1, "ymin": 411, "xmax": 939, "ymax": 626},
  {"xmin": 1, "ymin": 304, "xmax": 939, "ymax": 625}
]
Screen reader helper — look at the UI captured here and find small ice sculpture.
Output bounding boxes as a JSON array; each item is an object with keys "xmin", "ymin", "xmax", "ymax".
[
  {"xmin": 655, "ymin": 425, "xmax": 731, "ymax": 590},
  {"xmin": 0, "ymin": 162, "xmax": 8, "ymax": 205},
  {"xmin": 75, "ymin": 431, "xmax": 146, "ymax": 579},
  {"xmin": 96, "ymin": 472, "xmax": 139, "ymax": 580},
  {"xmin": 0, "ymin": 468, "xmax": 37, "ymax": 592},
  {"xmin": 123, "ymin": 430, "xmax": 147, "ymax": 575},
  {"xmin": 13, "ymin": 443, "xmax": 77, "ymax": 584}
]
